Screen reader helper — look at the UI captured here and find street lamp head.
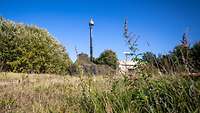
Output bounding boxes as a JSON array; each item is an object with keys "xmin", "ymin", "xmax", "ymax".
[{"xmin": 89, "ymin": 18, "xmax": 94, "ymax": 27}]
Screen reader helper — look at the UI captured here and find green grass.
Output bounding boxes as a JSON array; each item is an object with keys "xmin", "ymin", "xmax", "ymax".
[
  {"xmin": 82, "ymin": 75, "xmax": 200, "ymax": 113},
  {"xmin": 0, "ymin": 72, "xmax": 199, "ymax": 113}
]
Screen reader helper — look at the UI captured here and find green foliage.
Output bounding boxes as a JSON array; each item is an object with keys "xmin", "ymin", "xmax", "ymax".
[
  {"xmin": 95, "ymin": 50, "xmax": 118, "ymax": 69},
  {"xmin": 1, "ymin": 73, "xmax": 200, "ymax": 112},
  {"xmin": 142, "ymin": 42, "xmax": 200, "ymax": 73},
  {"xmin": 173, "ymin": 45, "xmax": 191, "ymax": 65},
  {"xmin": 0, "ymin": 18, "xmax": 72, "ymax": 74},
  {"xmin": 80, "ymin": 76, "xmax": 200, "ymax": 113},
  {"xmin": 142, "ymin": 52, "xmax": 156, "ymax": 64},
  {"xmin": 191, "ymin": 41, "xmax": 200, "ymax": 72},
  {"xmin": 157, "ymin": 54, "xmax": 177, "ymax": 73}
]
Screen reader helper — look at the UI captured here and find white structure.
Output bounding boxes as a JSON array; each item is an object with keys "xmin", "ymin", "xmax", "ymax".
[
  {"xmin": 118, "ymin": 60, "xmax": 137, "ymax": 73},
  {"xmin": 118, "ymin": 51, "xmax": 138, "ymax": 74}
]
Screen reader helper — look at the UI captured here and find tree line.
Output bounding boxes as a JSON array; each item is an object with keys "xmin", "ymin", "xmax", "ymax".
[{"xmin": 142, "ymin": 34, "xmax": 200, "ymax": 73}]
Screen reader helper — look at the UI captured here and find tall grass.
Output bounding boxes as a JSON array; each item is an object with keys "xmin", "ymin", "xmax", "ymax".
[
  {"xmin": 80, "ymin": 75, "xmax": 200, "ymax": 113},
  {"xmin": 0, "ymin": 72, "xmax": 199, "ymax": 113}
]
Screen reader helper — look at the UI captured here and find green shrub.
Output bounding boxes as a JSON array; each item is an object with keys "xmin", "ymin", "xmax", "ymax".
[
  {"xmin": 0, "ymin": 17, "xmax": 72, "ymax": 74},
  {"xmin": 95, "ymin": 49, "xmax": 118, "ymax": 69}
]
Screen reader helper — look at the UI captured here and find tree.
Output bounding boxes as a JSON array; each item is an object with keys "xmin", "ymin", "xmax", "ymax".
[
  {"xmin": 95, "ymin": 50, "xmax": 118, "ymax": 69},
  {"xmin": 0, "ymin": 17, "xmax": 72, "ymax": 74}
]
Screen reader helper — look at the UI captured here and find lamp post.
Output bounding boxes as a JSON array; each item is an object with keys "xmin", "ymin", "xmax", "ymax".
[{"xmin": 89, "ymin": 18, "xmax": 94, "ymax": 62}]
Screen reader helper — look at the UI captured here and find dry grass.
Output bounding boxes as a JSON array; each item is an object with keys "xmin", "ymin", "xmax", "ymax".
[
  {"xmin": 0, "ymin": 72, "xmax": 199, "ymax": 113},
  {"xmin": 0, "ymin": 72, "xmax": 116, "ymax": 113}
]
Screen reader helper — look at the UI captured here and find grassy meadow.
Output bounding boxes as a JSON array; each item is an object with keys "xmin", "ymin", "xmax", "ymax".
[
  {"xmin": 0, "ymin": 72, "xmax": 114, "ymax": 112},
  {"xmin": 0, "ymin": 15, "xmax": 200, "ymax": 113},
  {"xmin": 0, "ymin": 72, "xmax": 199, "ymax": 113}
]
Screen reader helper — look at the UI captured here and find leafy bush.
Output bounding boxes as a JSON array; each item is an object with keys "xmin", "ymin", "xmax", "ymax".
[
  {"xmin": 95, "ymin": 50, "xmax": 118, "ymax": 69},
  {"xmin": 0, "ymin": 17, "xmax": 72, "ymax": 74}
]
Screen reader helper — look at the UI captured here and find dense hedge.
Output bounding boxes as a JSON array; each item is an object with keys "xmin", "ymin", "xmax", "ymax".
[{"xmin": 0, "ymin": 17, "xmax": 72, "ymax": 74}]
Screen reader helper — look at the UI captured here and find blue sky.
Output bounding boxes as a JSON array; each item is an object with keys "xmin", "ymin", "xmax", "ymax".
[{"xmin": 1, "ymin": 0, "xmax": 200, "ymax": 61}]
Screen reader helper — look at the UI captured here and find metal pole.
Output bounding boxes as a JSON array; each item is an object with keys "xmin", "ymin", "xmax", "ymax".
[{"xmin": 90, "ymin": 26, "xmax": 93, "ymax": 62}]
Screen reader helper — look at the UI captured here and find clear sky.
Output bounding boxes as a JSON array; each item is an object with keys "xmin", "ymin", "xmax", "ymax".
[{"xmin": 1, "ymin": 0, "xmax": 200, "ymax": 61}]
